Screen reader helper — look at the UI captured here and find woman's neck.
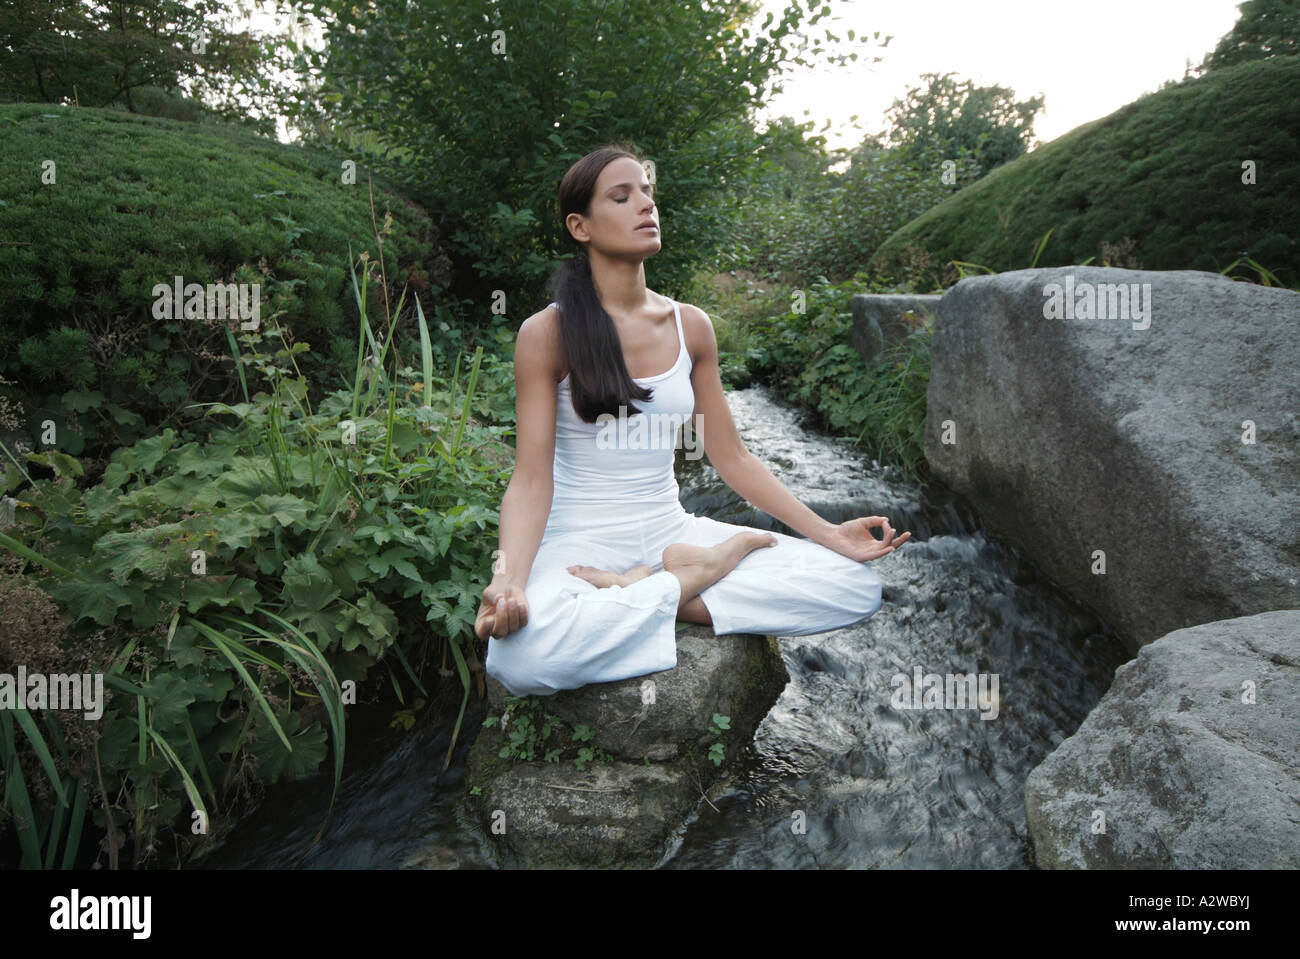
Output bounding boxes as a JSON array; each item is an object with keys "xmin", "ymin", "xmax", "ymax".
[{"xmin": 588, "ymin": 248, "xmax": 653, "ymax": 314}]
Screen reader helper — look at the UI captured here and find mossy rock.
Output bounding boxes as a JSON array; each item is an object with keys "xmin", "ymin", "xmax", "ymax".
[{"xmin": 459, "ymin": 624, "xmax": 788, "ymax": 868}]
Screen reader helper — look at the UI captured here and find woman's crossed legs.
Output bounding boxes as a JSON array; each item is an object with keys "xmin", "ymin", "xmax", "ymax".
[{"xmin": 569, "ymin": 510, "xmax": 884, "ymax": 638}]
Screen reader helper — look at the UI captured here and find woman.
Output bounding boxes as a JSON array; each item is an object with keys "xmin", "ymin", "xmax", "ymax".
[{"xmin": 476, "ymin": 144, "xmax": 910, "ymax": 697}]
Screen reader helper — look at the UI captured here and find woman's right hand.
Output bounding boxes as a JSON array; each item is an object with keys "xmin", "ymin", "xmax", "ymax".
[{"xmin": 474, "ymin": 580, "xmax": 529, "ymax": 640}]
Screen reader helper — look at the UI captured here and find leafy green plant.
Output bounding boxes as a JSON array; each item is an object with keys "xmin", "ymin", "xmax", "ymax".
[
  {"xmin": 0, "ymin": 232, "xmax": 515, "ymax": 868},
  {"xmin": 483, "ymin": 698, "xmax": 613, "ymax": 771},
  {"xmin": 707, "ymin": 713, "xmax": 731, "ymax": 767},
  {"xmin": 726, "ymin": 142, "xmax": 980, "ymax": 285},
  {"xmin": 740, "ymin": 275, "xmax": 933, "ymax": 483}
]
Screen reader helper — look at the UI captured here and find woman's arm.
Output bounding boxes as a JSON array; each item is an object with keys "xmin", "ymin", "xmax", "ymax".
[
  {"xmin": 477, "ymin": 309, "xmax": 561, "ymax": 639},
  {"xmin": 685, "ymin": 305, "xmax": 909, "ymax": 560},
  {"xmin": 684, "ymin": 305, "xmax": 834, "ymax": 541},
  {"xmin": 493, "ymin": 308, "xmax": 560, "ymax": 588}
]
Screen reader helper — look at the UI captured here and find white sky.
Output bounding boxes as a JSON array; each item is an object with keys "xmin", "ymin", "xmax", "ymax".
[
  {"xmin": 234, "ymin": 0, "xmax": 1247, "ymax": 150},
  {"xmin": 757, "ymin": 0, "xmax": 1247, "ymax": 151}
]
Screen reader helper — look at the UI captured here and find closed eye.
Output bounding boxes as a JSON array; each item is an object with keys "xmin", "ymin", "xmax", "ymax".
[{"xmin": 615, "ymin": 187, "xmax": 655, "ymax": 203}]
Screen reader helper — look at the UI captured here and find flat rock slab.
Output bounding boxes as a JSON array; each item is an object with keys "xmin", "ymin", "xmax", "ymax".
[
  {"xmin": 1025, "ymin": 609, "xmax": 1300, "ymax": 868},
  {"xmin": 850, "ymin": 293, "xmax": 940, "ymax": 366}
]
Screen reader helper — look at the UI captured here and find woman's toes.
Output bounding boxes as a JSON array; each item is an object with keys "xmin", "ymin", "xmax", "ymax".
[
  {"xmin": 568, "ymin": 565, "xmax": 624, "ymax": 588},
  {"xmin": 734, "ymin": 531, "xmax": 777, "ymax": 554}
]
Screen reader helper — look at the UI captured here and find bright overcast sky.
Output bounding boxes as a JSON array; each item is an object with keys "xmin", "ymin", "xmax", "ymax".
[
  {"xmin": 757, "ymin": 0, "xmax": 1247, "ymax": 151},
  {"xmin": 244, "ymin": 0, "xmax": 1247, "ymax": 150}
]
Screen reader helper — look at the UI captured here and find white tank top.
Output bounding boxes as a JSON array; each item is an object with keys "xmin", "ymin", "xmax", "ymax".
[{"xmin": 546, "ymin": 298, "xmax": 695, "ymax": 531}]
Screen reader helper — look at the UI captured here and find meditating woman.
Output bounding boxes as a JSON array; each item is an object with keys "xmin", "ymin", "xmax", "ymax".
[{"xmin": 476, "ymin": 145, "xmax": 910, "ymax": 697}]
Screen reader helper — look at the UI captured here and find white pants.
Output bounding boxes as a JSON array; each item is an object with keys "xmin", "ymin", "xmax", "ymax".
[{"xmin": 483, "ymin": 503, "xmax": 883, "ymax": 697}]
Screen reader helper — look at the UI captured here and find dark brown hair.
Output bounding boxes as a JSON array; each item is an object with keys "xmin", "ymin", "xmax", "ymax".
[{"xmin": 548, "ymin": 144, "xmax": 656, "ymax": 422}]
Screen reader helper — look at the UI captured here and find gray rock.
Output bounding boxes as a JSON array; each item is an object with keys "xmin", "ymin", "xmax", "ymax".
[
  {"xmin": 850, "ymin": 294, "xmax": 939, "ymax": 366},
  {"xmin": 484, "ymin": 625, "xmax": 787, "ymax": 762},
  {"xmin": 1024, "ymin": 609, "xmax": 1300, "ymax": 868},
  {"xmin": 463, "ymin": 760, "xmax": 706, "ymax": 869},
  {"xmin": 925, "ymin": 267, "xmax": 1300, "ymax": 651},
  {"xmin": 462, "ymin": 624, "xmax": 788, "ymax": 868}
]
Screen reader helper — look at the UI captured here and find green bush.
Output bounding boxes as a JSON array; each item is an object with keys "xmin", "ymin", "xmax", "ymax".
[
  {"xmin": 0, "ymin": 103, "xmax": 454, "ymax": 457},
  {"xmin": 725, "ymin": 143, "xmax": 978, "ymax": 283},
  {"xmin": 743, "ymin": 275, "xmax": 931, "ymax": 482},
  {"xmin": 869, "ymin": 56, "xmax": 1300, "ymax": 288},
  {"xmin": 0, "ymin": 267, "xmax": 515, "ymax": 868}
]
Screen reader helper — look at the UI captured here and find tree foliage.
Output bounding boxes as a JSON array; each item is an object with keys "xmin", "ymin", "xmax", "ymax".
[
  {"xmin": 1200, "ymin": 0, "xmax": 1300, "ymax": 72},
  {"xmin": 883, "ymin": 72, "xmax": 1044, "ymax": 183},
  {"xmin": 285, "ymin": 0, "xmax": 880, "ymax": 307},
  {"xmin": 0, "ymin": 0, "xmax": 301, "ymax": 135}
]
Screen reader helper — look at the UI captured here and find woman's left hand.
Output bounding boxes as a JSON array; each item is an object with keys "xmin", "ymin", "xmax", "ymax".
[{"xmin": 817, "ymin": 516, "xmax": 911, "ymax": 562}]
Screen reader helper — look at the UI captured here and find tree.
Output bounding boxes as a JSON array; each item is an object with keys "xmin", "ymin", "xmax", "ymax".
[
  {"xmin": 751, "ymin": 115, "xmax": 836, "ymax": 202},
  {"xmin": 1199, "ymin": 0, "xmax": 1300, "ymax": 72},
  {"xmin": 284, "ymin": 0, "xmax": 884, "ymax": 306},
  {"xmin": 883, "ymin": 72, "xmax": 1044, "ymax": 183},
  {"xmin": 0, "ymin": 0, "xmax": 301, "ymax": 135}
]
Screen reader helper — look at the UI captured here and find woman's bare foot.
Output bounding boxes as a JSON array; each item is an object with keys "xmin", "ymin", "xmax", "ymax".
[
  {"xmin": 566, "ymin": 563, "xmax": 653, "ymax": 589},
  {"xmin": 661, "ymin": 531, "xmax": 777, "ymax": 605}
]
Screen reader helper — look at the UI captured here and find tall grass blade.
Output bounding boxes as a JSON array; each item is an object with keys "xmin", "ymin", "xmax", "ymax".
[
  {"xmin": 441, "ymin": 635, "xmax": 472, "ymax": 772},
  {"xmin": 189, "ymin": 621, "xmax": 294, "ymax": 752},
  {"xmin": 0, "ymin": 438, "xmax": 36, "ymax": 489},
  {"xmin": 60, "ymin": 779, "xmax": 89, "ymax": 869},
  {"xmin": 1029, "ymin": 227, "xmax": 1055, "ymax": 268},
  {"xmin": 0, "ymin": 529, "xmax": 87, "ymax": 580},
  {"xmin": 12, "ymin": 708, "xmax": 68, "ymax": 808},
  {"xmin": 388, "ymin": 640, "xmax": 429, "ymax": 699},
  {"xmin": 1, "ymin": 709, "xmax": 43, "ymax": 867},
  {"xmin": 451, "ymin": 347, "xmax": 484, "ymax": 456},
  {"xmin": 180, "ymin": 711, "xmax": 218, "ymax": 811},
  {"xmin": 224, "ymin": 326, "xmax": 250, "ymax": 405},
  {"xmin": 415, "ymin": 294, "xmax": 434, "ymax": 408},
  {"xmin": 146, "ymin": 727, "xmax": 209, "ymax": 827}
]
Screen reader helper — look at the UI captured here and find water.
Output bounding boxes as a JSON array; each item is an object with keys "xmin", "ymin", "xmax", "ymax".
[{"xmin": 195, "ymin": 383, "xmax": 1128, "ymax": 869}]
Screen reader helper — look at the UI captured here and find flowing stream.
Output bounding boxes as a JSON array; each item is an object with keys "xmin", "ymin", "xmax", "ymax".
[{"xmin": 197, "ymin": 383, "xmax": 1129, "ymax": 869}]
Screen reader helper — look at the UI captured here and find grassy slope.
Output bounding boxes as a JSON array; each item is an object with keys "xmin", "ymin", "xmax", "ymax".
[{"xmin": 869, "ymin": 56, "xmax": 1300, "ymax": 286}]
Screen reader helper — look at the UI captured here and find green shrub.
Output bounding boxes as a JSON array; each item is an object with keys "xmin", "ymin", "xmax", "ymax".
[
  {"xmin": 870, "ymin": 56, "xmax": 1300, "ymax": 288},
  {"xmin": 725, "ymin": 144, "xmax": 978, "ymax": 283},
  {"xmin": 744, "ymin": 275, "xmax": 932, "ymax": 482},
  {"xmin": 0, "ymin": 262, "xmax": 515, "ymax": 868},
  {"xmin": 0, "ymin": 103, "xmax": 453, "ymax": 458}
]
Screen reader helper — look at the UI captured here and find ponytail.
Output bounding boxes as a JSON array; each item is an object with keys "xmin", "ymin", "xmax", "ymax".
[{"xmin": 549, "ymin": 146, "xmax": 656, "ymax": 422}]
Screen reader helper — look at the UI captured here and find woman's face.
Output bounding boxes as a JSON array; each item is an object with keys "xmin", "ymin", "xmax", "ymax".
[{"xmin": 568, "ymin": 156, "xmax": 660, "ymax": 258}]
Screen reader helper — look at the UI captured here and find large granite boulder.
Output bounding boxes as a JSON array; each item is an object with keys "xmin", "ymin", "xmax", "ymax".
[
  {"xmin": 460, "ymin": 624, "xmax": 788, "ymax": 868},
  {"xmin": 850, "ymin": 293, "xmax": 939, "ymax": 366},
  {"xmin": 925, "ymin": 267, "xmax": 1300, "ymax": 652},
  {"xmin": 1024, "ymin": 609, "xmax": 1299, "ymax": 868}
]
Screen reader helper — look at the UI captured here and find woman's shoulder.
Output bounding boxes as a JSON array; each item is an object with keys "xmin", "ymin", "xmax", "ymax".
[
  {"xmin": 671, "ymin": 299, "xmax": 711, "ymax": 326},
  {"xmin": 519, "ymin": 301, "xmax": 562, "ymax": 336},
  {"xmin": 516, "ymin": 304, "xmax": 565, "ymax": 378},
  {"xmin": 668, "ymin": 299, "xmax": 715, "ymax": 363}
]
